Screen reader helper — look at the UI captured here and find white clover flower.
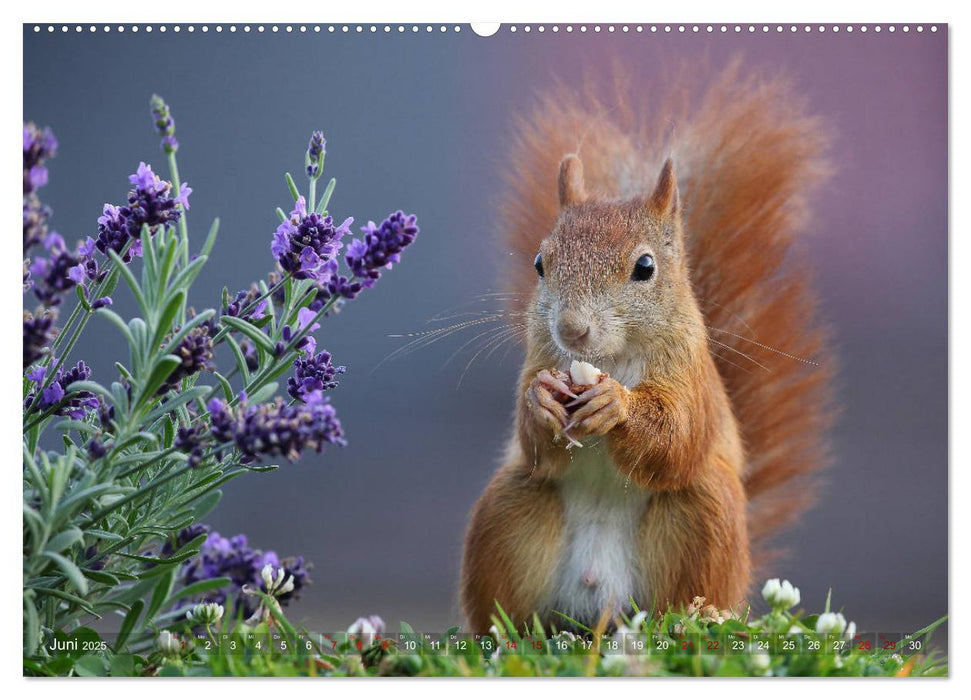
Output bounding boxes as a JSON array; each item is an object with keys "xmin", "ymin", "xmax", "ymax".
[
  {"xmin": 157, "ymin": 629, "xmax": 182, "ymax": 657},
  {"xmin": 761, "ymin": 578, "xmax": 800, "ymax": 610},
  {"xmin": 347, "ymin": 614, "xmax": 386, "ymax": 647},
  {"xmin": 815, "ymin": 612, "xmax": 848, "ymax": 635},
  {"xmin": 261, "ymin": 564, "xmax": 295, "ymax": 597},
  {"xmin": 748, "ymin": 652, "xmax": 772, "ymax": 675},
  {"xmin": 186, "ymin": 601, "xmax": 224, "ymax": 626}
]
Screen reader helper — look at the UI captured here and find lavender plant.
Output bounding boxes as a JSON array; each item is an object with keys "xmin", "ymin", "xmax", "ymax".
[{"xmin": 22, "ymin": 99, "xmax": 418, "ymax": 668}]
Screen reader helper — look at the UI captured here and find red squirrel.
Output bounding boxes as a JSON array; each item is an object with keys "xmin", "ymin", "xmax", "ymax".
[{"xmin": 461, "ymin": 65, "xmax": 833, "ymax": 634}]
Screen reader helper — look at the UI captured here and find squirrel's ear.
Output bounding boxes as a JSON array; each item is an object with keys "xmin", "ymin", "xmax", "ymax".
[
  {"xmin": 647, "ymin": 158, "xmax": 680, "ymax": 218},
  {"xmin": 558, "ymin": 155, "xmax": 587, "ymax": 208}
]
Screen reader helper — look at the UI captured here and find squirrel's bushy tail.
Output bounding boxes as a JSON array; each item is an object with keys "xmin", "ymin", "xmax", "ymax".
[{"xmin": 500, "ymin": 60, "xmax": 834, "ymax": 570}]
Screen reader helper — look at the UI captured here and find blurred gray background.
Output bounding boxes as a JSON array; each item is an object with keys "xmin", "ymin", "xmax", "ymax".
[{"xmin": 24, "ymin": 25, "xmax": 947, "ymax": 636}]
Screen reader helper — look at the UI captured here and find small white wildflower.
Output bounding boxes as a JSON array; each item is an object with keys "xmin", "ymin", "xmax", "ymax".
[
  {"xmin": 628, "ymin": 611, "xmax": 649, "ymax": 630},
  {"xmin": 601, "ymin": 654, "xmax": 629, "ymax": 674},
  {"xmin": 845, "ymin": 621, "xmax": 857, "ymax": 638},
  {"xmin": 815, "ymin": 612, "xmax": 847, "ymax": 635},
  {"xmin": 261, "ymin": 564, "xmax": 295, "ymax": 597},
  {"xmin": 186, "ymin": 601, "xmax": 224, "ymax": 626},
  {"xmin": 347, "ymin": 614, "xmax": 385, "ymax": 647},
  {"xmin": 787, "ymin": 624, "xmax": 803, "ymax": 635},
  {"xmin": 761, "ymin": 578, "xmax": 800, "ymax": 610},
  {"xmin": 157, "ymin": 629, "xmax": 182, "ymax": 657},
  {"xmin": 748, "ymin": 652, "xmax": 772, "ymax": 675}
]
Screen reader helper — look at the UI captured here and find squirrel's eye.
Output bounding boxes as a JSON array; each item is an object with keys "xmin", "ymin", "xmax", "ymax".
[
  {"xmin": 534, "ymin": 253, "xmax": 544, "ymax": 278},
  {"xmin": 632, "ymin": 254, "xmax": 656, "ymax": 282}
]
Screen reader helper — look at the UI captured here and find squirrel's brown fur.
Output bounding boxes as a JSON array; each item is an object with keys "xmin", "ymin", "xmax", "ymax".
[{"xmin": 461, "ymin": 61, "xmax": 833, "ymax": 633}]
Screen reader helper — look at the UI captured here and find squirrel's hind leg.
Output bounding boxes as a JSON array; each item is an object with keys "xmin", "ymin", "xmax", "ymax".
[
  {"xmin": 460, "ymin": 465, "xmax": 565, "ymax": 634},
  {"xmin": 637, "ymin": 459, "xmax": 750, "ymax": 612}
]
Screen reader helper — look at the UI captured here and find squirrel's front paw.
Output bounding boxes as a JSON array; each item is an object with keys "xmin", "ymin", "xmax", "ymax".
[
  {"xmin": 564, "ymin": 377, "xmax": 630, "ymax": 439},
  {"xmin": 525, "ymin": 369, "xmax": 575, "ymax": 436}
]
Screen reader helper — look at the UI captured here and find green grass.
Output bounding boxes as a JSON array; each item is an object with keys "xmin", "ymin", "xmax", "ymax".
[{"xmin": 25, "ymin": 597, "xmax": 947, "ymax": 677}]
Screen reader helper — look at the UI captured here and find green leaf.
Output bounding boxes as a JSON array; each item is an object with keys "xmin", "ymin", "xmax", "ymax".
[
  {"xmin": 191, "ymin": 489, "xmax": 222, "ymax": 521},
  {"xmin": 169, "ymin": 254, "xmax": 208, "ymax": 293},
  {"xmin": 24, "ymin": 596, "xmax": 40, "ymax": 656},
  {"xmin": 140, "ymin": 224, "xmax": 158, "ymax": 301},
  {"xmin": 157, "ymin": 232, "xmax": 181, "ymax": 301},
  {"xmin": 115, "ymin": 599, "xmax": 144, "ymax": 651},
  {"xmin": 144, "ymin": 568, "xmax": 176, "ymax": 624},
  {"xmin": 200, "ymin": 217, "xmax": 220, "ymax": 258},
  {"xmin": 225, "ymin": 335, "xmax": 252, "ymax": 382},
  {"xmin": 164, "ymin": 577, "xmax": 232, "ymax": 608},
  {"xmin": 81, "ymin": 569, "xmax": 120, "ymax": 586},
  {"xmin": 220, "ymin": 315, "xmax": 276, "ymax": 354},
  {"xmin": 107, "ymin": 249, "xmax": 148, "ymax": 315},
  {"xmin": 213, "ymin": 371, "xmax": 234, "ymax": 401},
  {"xmin": 145, "ymin": 386, "xmax": 210, "ymax": 424},
  {"xmin": 316, "ymin": 177, "xmax": 337, "ymax": 214},
  {"xmin": 45, "ymin": 526, "xmax": 84, "ymax": 553},
  {"xmin": 74, "ymin": 655, "xmax": 107, "ymax": 677},
  {"xmin": 41, "ymin": 551, "xmax": 89, "ymax": 595},
  {"xmin": 62, "ymin": 380, "xmax": 112, "ymax": 403},
  {"xmin": 53, "ymin": 419, "xmax": 99, "ymax": 435},
  {"xmin": 285, "ymin": 172, "xmax": 300, "ymax": 201},
  {"xmin": 245, "ymin": 381, "xmax": 278, "ymax": 405},
  {"xmin": 109, "ymin": 654, "xmax": 136, "ymax": 677},
  {"xmin": 75, "ymin": 283, "xmax": 91, "ymax": 311},
  {"xmin": 139, "ymin": 354, "xmax": 181, "ymax": 403},
  {"xmin": 85, "ymin": 528, "xmax": 124, "ymax": 541},
  {"xmin": 32, "ymin": 587, "xmax": 98, "ymax": 616},
  {"xmin": 152, "ymin": 289, "xmax": 186, "ymax": 350},
  {"xmin": 95, "ymin": 308, "xmax": 135, "ymax": 346}
]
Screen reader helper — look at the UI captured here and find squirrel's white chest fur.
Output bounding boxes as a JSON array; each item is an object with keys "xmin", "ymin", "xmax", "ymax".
[{"xmin": 547, "ymin": 439, "xmax": 650, "ymax": 624}]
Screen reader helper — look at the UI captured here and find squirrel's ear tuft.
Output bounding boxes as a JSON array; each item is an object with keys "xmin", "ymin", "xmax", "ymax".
[
  {"xmin": 647, "ymin": 158, "xmax": 680, "ymax": 218},
  {"xmin": 558, "ymin": 155, "xmax": 586, "ymax": 208}
]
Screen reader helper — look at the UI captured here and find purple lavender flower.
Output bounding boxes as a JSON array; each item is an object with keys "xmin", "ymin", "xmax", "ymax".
[
  {"xmin": 173, "ymin": 424, "xmax": 206, "ymax": 467},
  {"xmin": 306, "ymin": 131, "xmax": 325, "ymax": 178},
  {"xmin": 150, "ymin": 94, "xmax": 179, "ymax": 154},
  {"xmin": 178, "ymin": 529, "xmax": 311, "ymax": 617},
  {"xmin": 278, "ymin": 307, "xmax": 321, "ymax": 357},
  {"xmin": 344, "ymin": 211, "xmax": 419, "ymax": 291},
  {"xmin": 271, "ymin": 197, "xmax": 351, "ymax": 284},
  {"xmin": 159, "ymin": 325, "xmax": 214, "ymax": 394},
  {"xmin": 87, "ymin": 439, "xmax": 107, "ymax": 459},
  {"xmin": 326, "ymin": 274, "xmax": 365, "ymax": 301},
  {"xmin": 96, "ymin": 163, "xmax": 190, "ymax": 261},
  {"xmin": 29, "ymin": 232, "xmax": 83, "ymax": 306},
  {"xmin": 97, "ymin": 396, "xmax": 115, "ymax": 431},
  {"xmin": 206, "ymin": 392, "xmax": 345, "ymax": 463},
  {"xmin": 224, "ymin": 285, "xmax": 268, "ymax": 323},
  {"xmin": 162, "ymin": 524, "xmax": 210, "ymax": 559},
  {"xmin": 83, "ymin": 543, "xmax": 106, "ymax": 571},
  {"xmin": 24, "ymin": 361, "xmax": 99, "ymax": 418},
  {"xmin": 287, "ymin": 351, "xmax": 345, "ymax": 403},
  {"xmin": 239, "ymin": 339, "xmax": 260, "ymax": 372},
  {"xmin": 23, "ymin": 123, "xmax": 58, "ymax": 195},
  {"xmin": 23, "ymin": 194, "xmax": 52, "ymax": 252},
  {"xmin": 23, "ymin": 310, "xmax": 58, "ymax": 369}
]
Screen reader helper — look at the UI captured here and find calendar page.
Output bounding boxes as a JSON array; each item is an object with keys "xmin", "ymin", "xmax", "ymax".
[{"xmin": 21, "ymin": 17, "xmax": 948, "ymax": 679}]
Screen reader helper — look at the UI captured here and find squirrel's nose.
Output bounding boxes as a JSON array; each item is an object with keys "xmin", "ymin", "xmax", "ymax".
[{"xmin": 557, "ymin": 316, "xmax": 592, "ymax": 345}]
